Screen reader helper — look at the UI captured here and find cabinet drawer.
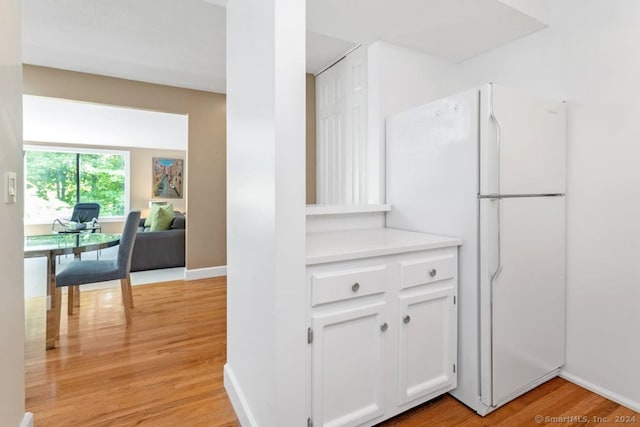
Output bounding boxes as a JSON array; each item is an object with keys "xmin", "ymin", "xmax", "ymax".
[
  {"xmin": 311, "ymin": 265, "xmax": 387, "ymax": 306},
  {"xmin": 400, "ymin": 255, "xmax": 456, "ymax": 289}
]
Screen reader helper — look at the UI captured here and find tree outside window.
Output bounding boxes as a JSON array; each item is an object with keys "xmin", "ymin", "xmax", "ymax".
[{"xmin": 24, "ymin": 147, "xmax": 129, "ymax": 223}]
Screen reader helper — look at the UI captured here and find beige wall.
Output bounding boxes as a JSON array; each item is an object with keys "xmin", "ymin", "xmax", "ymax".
[
  {"xmin": 23, "ymin": 65, "xmax": 226, "ymax": 269},
  {"xmin": 306, "ymin": 73, "xmax": 316, "ymax": 204},
  {"xmin": 22, "ymin": 66, "xmax": 316, "ymax": 267}
]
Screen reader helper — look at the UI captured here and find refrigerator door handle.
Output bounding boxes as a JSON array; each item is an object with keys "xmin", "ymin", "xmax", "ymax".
[
  {"xmin": 490, "ymin": 198, "xmax": 503, "ymax": 283},
  {"xmin": 480, "ymin": 197, "xmax": 503, "ymax": 409},
  {"xmin": 486, "ymin": 197, "xmax": 503, "ymax": 409},
  {"xmin": 489, "ymin": 83, "xmax": 503, "ymax": 196}
]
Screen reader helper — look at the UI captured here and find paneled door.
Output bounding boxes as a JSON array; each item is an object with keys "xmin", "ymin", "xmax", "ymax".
[
  {"xmin": 397, "ymin": 287, "xmax": 456, "ymax": 406},
  {"xmin": 316, "ymin": 46, "xmax": 367, "ymax": 204},
  {"xmin": 310, "ymin": 301, "xmax": 386, "ymax": 427}
]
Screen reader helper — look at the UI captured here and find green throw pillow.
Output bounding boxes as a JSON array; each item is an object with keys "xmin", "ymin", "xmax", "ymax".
[
  {"xmin": 148, "ymin": 204, "xmax": 175, "ymax": 231},
  {"xmin": 144, "ymin": 205, "xmax": 160, "ymax": 228},
  {"xmin": 144, "ymin": 203, "xmax": 172, "ymax": 228}
]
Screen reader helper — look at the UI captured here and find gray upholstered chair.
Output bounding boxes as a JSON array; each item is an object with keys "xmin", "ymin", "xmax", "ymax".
[
  {"xmin": 55, "ymin": 210, "xmax": 141, "ymax": 330},
  {"xmin": 52, "ymin": 202, "xmax": 101, "ymax": 233}
]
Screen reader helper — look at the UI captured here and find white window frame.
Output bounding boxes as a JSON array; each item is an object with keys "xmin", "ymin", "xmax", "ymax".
[{"xmin": 24, "ymin": 144, "xmax": 131, "ymax": 225}]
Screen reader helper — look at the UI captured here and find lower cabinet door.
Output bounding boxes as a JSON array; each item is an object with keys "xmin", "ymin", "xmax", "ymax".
[
  {"xmin": 397, "ymin": 287, "xmax": 456, "ymax": 406},
  {"xmin": 311, "ymin": 301, "xmax": 387, "ymax": 427}
]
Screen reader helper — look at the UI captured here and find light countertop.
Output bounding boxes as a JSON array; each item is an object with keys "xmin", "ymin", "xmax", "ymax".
[{"xmin": 306, "ymin": 227, "xmax": 462, "ymax": 265}]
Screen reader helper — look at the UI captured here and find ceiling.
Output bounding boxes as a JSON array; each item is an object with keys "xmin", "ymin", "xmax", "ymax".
[
  {"xmin": 22, "ymin": 0, "xmax": 546, "ymax": 94},
  {"xmin": 307, "ymin": 0, "xmax": 546, "ymax": 63}
]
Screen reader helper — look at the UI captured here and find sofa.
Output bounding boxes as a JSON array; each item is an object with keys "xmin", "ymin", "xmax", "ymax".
[{"xmin": 130, "ymin": 211, "xmax": 185, "ymax": 272}]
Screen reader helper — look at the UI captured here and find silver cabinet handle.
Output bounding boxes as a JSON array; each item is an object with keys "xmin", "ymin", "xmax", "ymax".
[
  {"xmin": 352, "ymin": 282, "xmax": 360, "ymax": 292},
  {"xmin": 380, "ymin": 322, "xmax": 388, "ymax": 332},
  {"xmin": 429, "ymin": 268, "xmax": 437, "ymax": 277},
  {"xmin": 403, "ymin": 315, "xmax": 411, "ymax": 324}
]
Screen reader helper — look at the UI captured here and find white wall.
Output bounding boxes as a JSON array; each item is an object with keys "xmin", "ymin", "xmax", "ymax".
[
  {"xmin": 0, "ymin": 0, "xmax": 26, "ymax": 425},
  {"xmin": 367, "ymin": 41, "xmax": 458, "ymax": 203},
  {"xmin": 371, "ymin": 1, "xmax": 640, "ymax": 410},
  {"xmin": 225, "ymin": 0, "xmax": 306, "ymax": 425},
  {"xmin": 453, "ymin": 0, "xmax": 640, "ymax": 410},
  {"xmin": 22, "ymin": 95, "xmax": 188, "ymax": 151}
]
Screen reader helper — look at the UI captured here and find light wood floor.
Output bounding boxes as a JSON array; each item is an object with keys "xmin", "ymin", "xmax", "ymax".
[{"xmin": 25, "ymin": 278, "xmax": 639, "ymax": 427}]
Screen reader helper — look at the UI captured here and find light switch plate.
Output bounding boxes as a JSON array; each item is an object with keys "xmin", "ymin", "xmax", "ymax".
[{"xmin": 5, "ymin": 171, "xmax": 16, "ymax": 204}]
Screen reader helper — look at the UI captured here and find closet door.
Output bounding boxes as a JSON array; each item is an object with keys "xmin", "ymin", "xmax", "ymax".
[{"xmin": 316, "ymin": 46, "xmax": 367, "ymax": 204}]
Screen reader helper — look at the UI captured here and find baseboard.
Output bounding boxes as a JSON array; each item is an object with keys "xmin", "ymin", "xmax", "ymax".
[
  {"xmin": 20, "ymin": 413, "xmax": 34, "ymax": 427},
  {"xmin": 184, "ymin": 265, "xmax": 227, "ymax": 281},
  {"xmin": 561, "ymin": 370, "xmax": 640, "ymax": 412},
  {"xmin": 224, "ymin": 364, "xmax": 258, "ymax": 426}
]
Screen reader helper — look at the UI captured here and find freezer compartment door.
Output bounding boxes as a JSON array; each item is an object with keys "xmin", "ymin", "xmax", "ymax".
[
  {"xmin": 479, "ymin": 196, "xmax": 566, "ymax": 407},
  {"xmin": 480, "ymin": 84, "xmax": 566, "ymax": 196}
]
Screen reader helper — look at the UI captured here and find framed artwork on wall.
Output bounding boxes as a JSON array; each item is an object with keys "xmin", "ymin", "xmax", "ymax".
[{"xmin": 152, "ymin": 157, "xmax": 184, "ymax": 199}]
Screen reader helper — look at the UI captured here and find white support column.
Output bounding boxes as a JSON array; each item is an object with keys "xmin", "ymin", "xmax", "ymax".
[
  {"xmin": 225, "ymin": 0, "xmax": 306, "ymax": 426},
  {"xmin": 0, "ymin": 0, "xmax": 26, "ymax": 426}
]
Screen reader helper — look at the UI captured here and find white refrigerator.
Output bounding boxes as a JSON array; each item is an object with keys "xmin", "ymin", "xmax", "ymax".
[{"xmin": 386, "ymin": 83, "xmax": 566, "ymax": 415}]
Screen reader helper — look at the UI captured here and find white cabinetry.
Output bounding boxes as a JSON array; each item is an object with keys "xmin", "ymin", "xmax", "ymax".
[
  {"xmin": 310, "ymin": 301, "xmax": 387, "ymax": 427},
  {"xmin": 397, "ymin": 253, "xmax": 458, "ymax": 407},
  {"xmin": 397, "ymin": 287, "xmax": 456, "ymax": 406},
  {"xmin": 306, "ymin": 247, "xmax": 458, "ymax": 427}
]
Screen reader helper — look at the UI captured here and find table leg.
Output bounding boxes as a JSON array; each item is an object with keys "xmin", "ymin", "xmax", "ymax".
[{"xmin": 46, "ymin": 254, "xmax": 58, "ymax": 350}]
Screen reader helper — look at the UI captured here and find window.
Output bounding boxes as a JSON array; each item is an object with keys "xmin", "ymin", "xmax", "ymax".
[{"xmin": 24, "ymin": 146, "xmax": 130, "ymax": 223}]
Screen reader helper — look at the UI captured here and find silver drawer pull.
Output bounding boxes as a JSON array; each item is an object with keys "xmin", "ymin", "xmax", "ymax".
[
  {"xmin": 403, "ymin": 315, "xmax": 411, "ymax": 324},
  {"xmin": 380, "ymin": 322, "xmax": 388, "ymax": 332},
  {"xmin": 352, "ymin": 282, "xmax": 360, "ymax": 292},
  {"xmin": 429, "ymin": 268, "xmax": 437, "ymax": 277}
]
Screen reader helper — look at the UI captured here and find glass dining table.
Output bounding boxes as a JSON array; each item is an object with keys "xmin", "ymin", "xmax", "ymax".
[{"xmin": 24, "ymin": 233, "xmax": 120, "ymax": 350}]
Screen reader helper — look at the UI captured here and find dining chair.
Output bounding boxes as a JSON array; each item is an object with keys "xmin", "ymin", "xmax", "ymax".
[{"xmin": 55, "ymin": 210, "xmax": 141, "ymax": 334}]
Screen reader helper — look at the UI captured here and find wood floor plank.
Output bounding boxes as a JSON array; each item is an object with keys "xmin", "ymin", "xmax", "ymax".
[
  {"xmin": 25, "ymin": 277, "xmax": 639, "ymax": 426},
  {"xmin": 26, "ymin": 278, "xmax": 238, "ymax": 427}
]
